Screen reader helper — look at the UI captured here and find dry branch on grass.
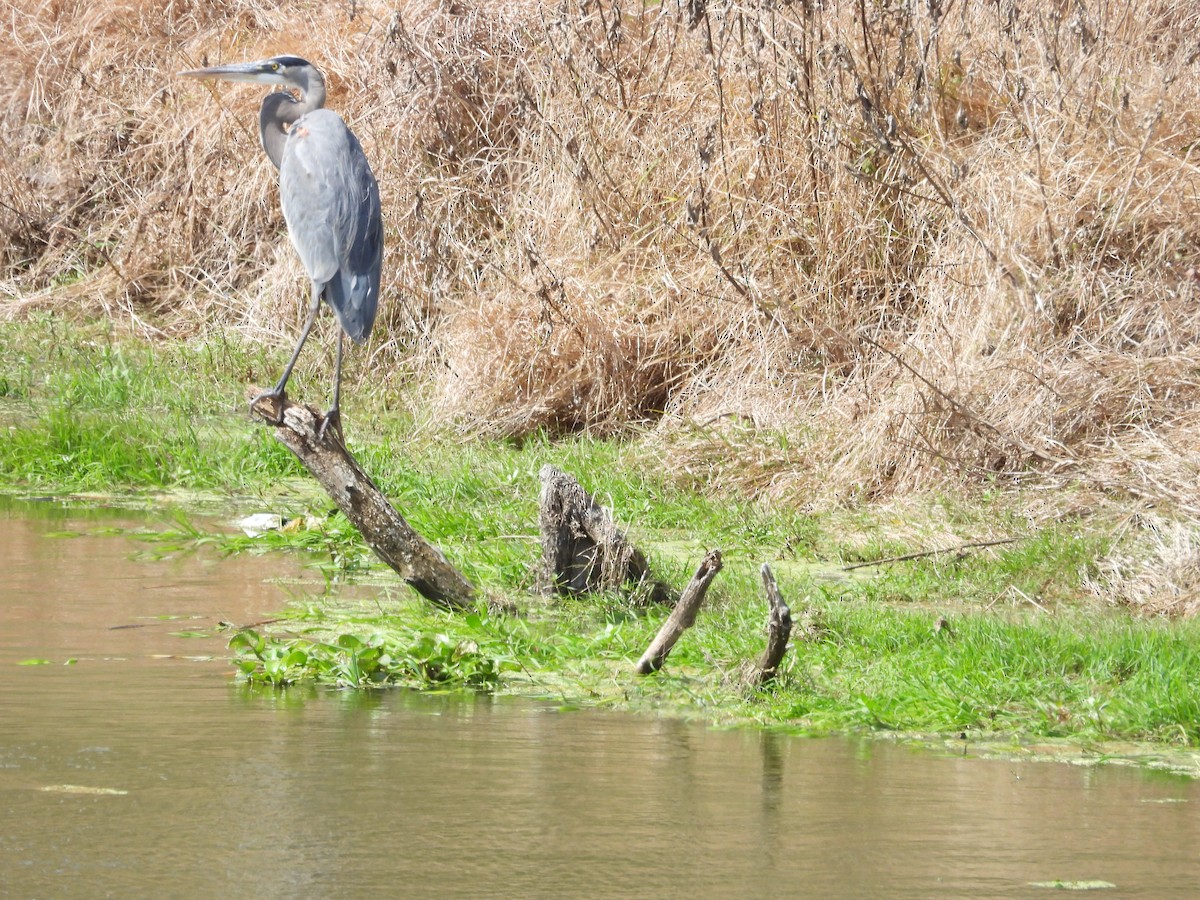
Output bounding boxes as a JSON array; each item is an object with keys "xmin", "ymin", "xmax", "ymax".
[{"xmin": 843, "ymin": 537, "xmax": 1023, "ymax": 572}]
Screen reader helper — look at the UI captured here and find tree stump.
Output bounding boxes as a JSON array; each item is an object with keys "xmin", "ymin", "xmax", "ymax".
[
  {"xmin": 537, "ymin": 465, "xmax": 672, "ymax": 605},
  {"xmin": 250, "ymin": 393, "xmax": 476, "ymax": 612},
  {"xmin": 635, "ymin": 549, "xmax": 722, "ymax": 675}
]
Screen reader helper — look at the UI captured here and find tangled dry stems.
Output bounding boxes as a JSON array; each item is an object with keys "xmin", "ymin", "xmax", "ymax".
[{"xmin": 3, "ymin": 0, "xmax": 1200, "ymax": 609}]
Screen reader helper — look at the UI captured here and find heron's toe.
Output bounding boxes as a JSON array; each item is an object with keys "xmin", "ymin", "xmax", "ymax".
[
  {"xmin": 317, "ymin": 407, "xmax": 343, "ymax": 444},
  {"xmin": 249, "ymin": 388, "xmax": 287, "ymax": 423}
]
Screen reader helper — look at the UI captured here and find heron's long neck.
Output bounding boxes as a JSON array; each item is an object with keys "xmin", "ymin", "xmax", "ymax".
[{"xmin": 258, "ymin": 70, "xmax": 327, "ymax": 171}]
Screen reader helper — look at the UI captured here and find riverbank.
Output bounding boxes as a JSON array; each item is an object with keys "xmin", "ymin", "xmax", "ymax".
[
  {"xmin": 3, "ymin": 316, "xmax": 1198, "ymax": 763},
  {"xmin": 7, "ymin": 0, "xmax": 1200, "ymax": 511}
]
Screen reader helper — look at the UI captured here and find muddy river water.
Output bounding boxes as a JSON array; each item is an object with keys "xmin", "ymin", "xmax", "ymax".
[{"xmin": 2, "ymin": 497, "xmax": 1198, "ymax": 897}]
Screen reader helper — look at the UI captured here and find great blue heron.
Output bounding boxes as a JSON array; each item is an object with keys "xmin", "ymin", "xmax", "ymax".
[{"xmin": 180, "ymin": 55, "xmax": 383, "ymax": 438}]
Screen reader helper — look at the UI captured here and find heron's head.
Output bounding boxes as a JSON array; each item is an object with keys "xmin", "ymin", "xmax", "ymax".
[{"xmin": 179, "ymin": 55, "xmax": 321, "ymax": 95}]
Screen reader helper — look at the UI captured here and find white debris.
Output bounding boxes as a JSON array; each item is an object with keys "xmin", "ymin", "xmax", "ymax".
[{"xmin": 235, "ymin": 513, "xmax": 284, "ymax": 537}]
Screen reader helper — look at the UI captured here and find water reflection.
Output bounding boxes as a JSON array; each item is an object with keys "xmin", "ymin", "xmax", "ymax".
[{"xmin": 2, "ymin": 498, "xmax": 1199, "ymax": 897}]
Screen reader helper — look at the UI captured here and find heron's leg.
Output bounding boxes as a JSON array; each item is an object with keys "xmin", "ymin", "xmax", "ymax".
[
  {"xmin": 253, "ymin": 283, "xmax": 322, "ymax": 406},
  {"xmin": 318, "ymin": 330, "xmax": 345, "ymax": 442}
]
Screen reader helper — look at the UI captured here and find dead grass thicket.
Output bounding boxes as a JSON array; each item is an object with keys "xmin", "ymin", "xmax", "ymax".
[{"xmin": 3, "ymin": 0, "xmax": 1200, "ymax": 609}]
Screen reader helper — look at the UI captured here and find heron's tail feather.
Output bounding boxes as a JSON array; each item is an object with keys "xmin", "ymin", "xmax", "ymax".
[{"xmin": 325, "ymin": 265, "xmax": 379, "ymax": 343}]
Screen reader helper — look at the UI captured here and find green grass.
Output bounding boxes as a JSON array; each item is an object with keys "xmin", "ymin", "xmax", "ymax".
[
  {"xmin": 2, "ymin": 314, "xmax": 1195, "ymax": 755},
  {"xmin": 767, "ymin": 605, "xmax": 1200, "ymax": 743},
  {"xmin": 0, "ymin": 313, "xmax": 300, "ymax": 491},
  {"xmin": 222, "ymin": 587, "xmax": 1200, "ymax": 748}
]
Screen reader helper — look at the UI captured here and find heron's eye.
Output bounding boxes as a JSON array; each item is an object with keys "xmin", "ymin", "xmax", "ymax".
[{"xmin": 271, "ymin": 63, "xmax": 279, "ymax": 71}]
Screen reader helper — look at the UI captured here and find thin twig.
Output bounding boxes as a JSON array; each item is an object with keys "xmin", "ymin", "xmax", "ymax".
[
  {"xmin": 1010, "ymin": 584, "xmax": 1050, "ymax": 614},
  {"xmin": 843, "ymin": 537, "xmax": 1023, "ymax": 571}
]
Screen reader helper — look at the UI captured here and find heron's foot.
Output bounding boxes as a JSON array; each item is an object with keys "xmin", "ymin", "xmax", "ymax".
[
  {"xmin": 249, "ymin": 387, "xmax": 288, "ymax": 424},
  {"xmin": 317, "ymin": 406, "xmax": 344, "ymax": 444}
]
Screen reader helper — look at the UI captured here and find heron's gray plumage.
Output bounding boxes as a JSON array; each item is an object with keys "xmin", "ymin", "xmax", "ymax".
[
  {"xmin": 180, "ymin": 54, "xmax": 383, "ymax": 435},
  {"xmin": 280, "ymin": 109, "xmax": 382, "ymax": 342}
]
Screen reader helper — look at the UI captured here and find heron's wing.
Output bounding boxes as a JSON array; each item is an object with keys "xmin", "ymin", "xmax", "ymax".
[{"xmin": 279, "ymin": 109, "xmax": 383, "ymax": 342}]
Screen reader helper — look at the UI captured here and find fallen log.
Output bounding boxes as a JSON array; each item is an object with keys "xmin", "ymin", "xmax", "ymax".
[
  {"xmin": 635, "ymin": 549, "xmax": 722, "ymax": 675},
  {"xmin": 537, "ymin": 465, "xmax": 672, "ymax": 605},
  {"xmin": 751, "ymin": 563, "xmax": 793, "ymax": 685},
  {"xmin": 250, "ymin": 392, "xmax": 476, "ymax": 612}
]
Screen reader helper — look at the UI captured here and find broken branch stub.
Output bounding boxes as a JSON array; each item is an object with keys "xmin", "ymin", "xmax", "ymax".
[
  {"xmin": 250, "ymin": 393, "xmax": 476, "ymax": 612},
  {"xmin": 537, "ymin": 465, "xmax": 672, "ymax": 605},
  {"xmin": 752, "ymin": 563, "xmax": 794, "ymax": 685},
  {"xmin": 635, "ymin": 549, "xmax": 723, "ymax": 675}
]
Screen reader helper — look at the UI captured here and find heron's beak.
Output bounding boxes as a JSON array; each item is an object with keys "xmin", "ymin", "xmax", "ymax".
[{"xmin": 178, "ymin": 61, "xmax": 280, "ymax": 85}]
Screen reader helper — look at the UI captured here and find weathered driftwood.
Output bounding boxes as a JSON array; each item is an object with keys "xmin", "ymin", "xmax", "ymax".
[
  {"xmin": 537, "ymin": 465, "xmax": 672, "ymax": 605},
  {"xmin": 250, "ymin": 392, "xmax": 476, "ymax": 611},
  {"xmin": 635, "ymin": 549, "xmax": 723, "ymax": 675},
  {"xmin": 752, "ymin": 563, "xmax": 793, "ymax": 685}
]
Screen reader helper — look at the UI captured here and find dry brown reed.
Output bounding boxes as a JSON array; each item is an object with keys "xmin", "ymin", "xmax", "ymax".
[
  {"xmin": 1088, "ymin": 511, "xmax": 1200, "ymax": 617},
  {"xmin": 4, "ymin": 0, "xmax": 1200, "ymax": 605}
]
